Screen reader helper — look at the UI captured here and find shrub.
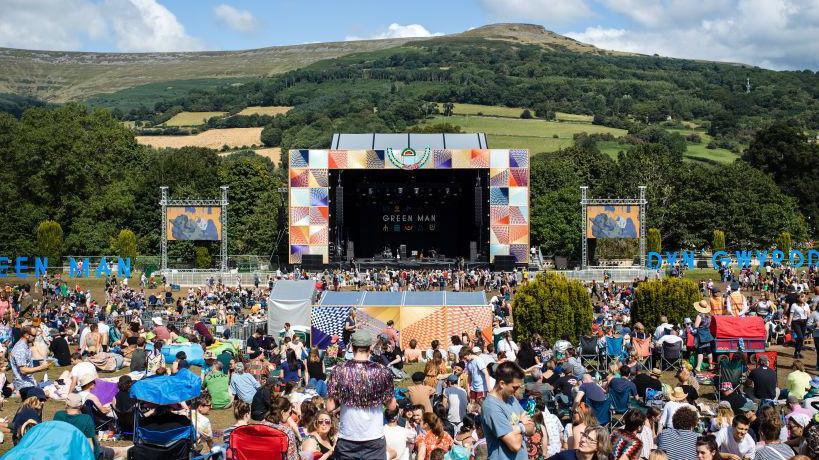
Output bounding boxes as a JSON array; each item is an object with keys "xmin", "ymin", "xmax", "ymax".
[
  {"xmin": 521, "ymin": 109, "xmax": 533, "ymax": 119},
  {"xmin": 194, "ymin": 247, "xmax": 212, "ymax": 269},
  {"xmin": 777, "ymin": 232, "xmax": 791, "ymax": 257},
  {"xmin": 647, "ymin": 228, "xmax": 661, "ymax": 254},
  {"xmin": 552, "ymin": 134, "xmax": 559, "ymax": 138},
  {"xmin": 631, "ymin": 278, "xmax": 700, "ymax": 328},
  {"xmin": 260, "ymin": 125, "xmax": 283, "ymax": 147},
  {"xmin": 712, "ymin": 230, "xmax": 725, "ymax": 252},
  {"xmin": 512, "ymin": 272, "xmax": 593, "ymax": 343},
  {"xmin": 36, "ymin": 220, "xmax": 63, "ymax": 267},
  {"xmin": 110, "ymin": 229, "xmax": 138, "ymax": 259}
]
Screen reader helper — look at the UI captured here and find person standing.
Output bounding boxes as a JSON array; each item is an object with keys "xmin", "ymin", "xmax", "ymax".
[
  {"xmin": 788, "ymin": 294, "xmax": 809, "ymax": 359},
  {"xmin": 326, "ymin": 330, "xmax": 395, "ymax": 459},
  {"xmin": 481, "ymin": 361, "xmax": 535, "ymax": 460}
]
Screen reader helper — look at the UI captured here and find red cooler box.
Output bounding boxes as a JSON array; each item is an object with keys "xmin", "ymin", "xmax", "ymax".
[{"xmin": 710, "ymin": 316, "xmax": 766, "ymax": 353}]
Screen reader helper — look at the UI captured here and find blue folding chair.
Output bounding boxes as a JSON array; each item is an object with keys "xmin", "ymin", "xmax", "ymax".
[
  {"xmin": 585, "ymin": 396, "xmax": 611, "ymax": 426},
  {"xmin": 604, "ymin": 336, "xmax": 625, "ymax": 369},
  {"xmin": 608, "ymin": 385, "xmax": 635, "ymax": 428}
]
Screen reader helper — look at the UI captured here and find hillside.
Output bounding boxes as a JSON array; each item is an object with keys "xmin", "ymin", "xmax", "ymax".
[
  {"xmin": 0, "ymin": 23, "xmax": 616, "ymax": 103},
  {"xmin": 0, "ymin": 38, "xmax": 422, "ymax": 102}
]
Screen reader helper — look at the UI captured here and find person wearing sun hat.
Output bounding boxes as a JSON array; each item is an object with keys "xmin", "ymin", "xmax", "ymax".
[
  {"xmin": 659, "ymin": 386, "xmax": 697, "ymax": 430},
  {"xmin": 692, "ymin": 299, "xmax": 715, "ymax": 372}
]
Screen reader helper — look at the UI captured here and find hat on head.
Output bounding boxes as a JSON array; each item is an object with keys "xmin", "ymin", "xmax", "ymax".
[
  {"xmin": 78, "ymin": 373, "xmax": 96, "ymax": 387},
  {"xmin": 718, "ymin": 400, "xmax": 732, "ymax": 409},
  {"xmin": 350, "ymin": 330, "xmax": 372, "ymax": 347},
  {"xmin": 790, "ymin": 413, "xmax": 810, "ymax": 428},
  {"xmin": 669, "ymin": 387, "xmax": 687, "ymax": 402},
  {"xmin": 739, "ymin": 400, "xmax": 758, "ymax": 413},
  {"xmin": 26, "ymin": 387, "xmax": 47, "ymax": 401},
  {"xmin": 203, "ymin": 351, "xmax": 216, "ymax": 360},
  {"xmin": 651, "ymin": 368, "xmax": 662, "ymax": 377},
  {"xmin": 694, "ymin": 300, "xmax": 711, "ymax": 314},
  {"xmin": 152, "ymin": 317, "xmax": 163, "ymax": 326},
  {"xmin": 446, "ymin": 374, "xmax": 459, "ymax": 384},
  {"xmin": 66, "ymin": 393, "xmax": 83, "ymax": 409}
]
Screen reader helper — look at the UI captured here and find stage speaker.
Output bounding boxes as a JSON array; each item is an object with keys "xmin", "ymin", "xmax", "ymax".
[
  {"xmin": 399, "ymin": 244, "xmax": 407, "ymax": 259},
  {"xmin": 555, "ymin": 256, "xmax": 568, "ymax": 270},
  {"xmin": 493, "ymin": 255, "xmax": 516, "ymax": 272},
  {"xmin": 301, "ymin": 255, "xmax": 323, "ymax": 271},
  {"xmin": 469, "ymin": 241, "xmax": 478, "ymax": 261},
  {"xmin": 474, "ymin": 185, "xmax": 483, "ymax": 227},
  {"xmin": 346, "ymin": 241, "xmax": 354, "ymax": 262}
]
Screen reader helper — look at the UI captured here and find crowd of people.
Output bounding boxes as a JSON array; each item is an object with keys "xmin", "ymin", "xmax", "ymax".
[{"xmin": 0, "ymin": 264, "xmax": 817, "ymax": 460}]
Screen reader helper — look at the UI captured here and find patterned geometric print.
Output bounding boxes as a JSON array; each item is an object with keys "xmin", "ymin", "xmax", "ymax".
[
  {"xmin": 489, "ymin": 187, "xmax": 509, "ymax": 206},
  {"xmin": 311, "ymin": 306, "xmax": 351, "ymax": 348},
  {"xmin": 509, "ymin": 150, "xmax": 529, "ymax": 168},
  {"xmin": 400, "ymin": 307, "xmax": 446, "ymax": 351},
  {"xmin": 446, "ymin": 307, "xmax": 493, "ymax": 339},
  {"xmin": 489, "ymin": 169, "xmax": 509, "ymax": 187},
  {"xmin": 290, "ymin": 207, "xmax": 310, "ymax": 226},
  {"xmin": 289, "ymin": 149, "xmax": 529, "ymax": 264},
  {"xmin": 290, "ymin": 150, "xmax": 308, "ymax": 168}
]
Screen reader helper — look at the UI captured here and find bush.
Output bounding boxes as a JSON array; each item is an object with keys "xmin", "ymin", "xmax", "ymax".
[
  {"xmin": 647, "ymin": 228, "xmax": 661, "ymax": 254},
  {"xmin": 712, "ymin": 230, "xmax": 725, "ymax": 252},
  {"xmin": 194, "ymin": 247, "xmax": 212, "ymax": 269},
  {"xmin": 110, "ymin": 229, "xmax": 138, "ymax": 259},
  {"xmin": 552, "ymin": 134, "xmax": 559, "ymax": 138},
  {"xmin": 777, "ymin": 232, "xmax": 791, "ymax": 257},
  {"xmin": 512, "ymin": 272, "xmax": 593, "ymax": 343},
  {"xmin": 631, "ymin": 278, "xmax": 700, "ymax": 329},
  {"xmin": 36, "ymin": 220, "xmax": 63, "ymax": 267},
  {"xmin": 685, "ymin": 133, "xmax": 702, "ymax": 143},
  {"xmin": 521, "ymin": 109, "xmax": 533, "ymax": 119}
]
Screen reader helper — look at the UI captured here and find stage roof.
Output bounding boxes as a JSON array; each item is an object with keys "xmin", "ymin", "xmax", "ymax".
[
  {"xmin": 330, "ymin": 133, "xmax": 489, "ymax": 150},
  {"xmin": 317, "ymin": 290, "xmax": 487, "ymax": 306}
]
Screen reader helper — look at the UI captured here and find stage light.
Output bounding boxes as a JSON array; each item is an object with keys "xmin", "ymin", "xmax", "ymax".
[
  {"xmin": 414, "ymin": 187, "xmax": 419, "ymax": 195},
  {"xmin": 398, "ymin": 187, "xmax": 403, "ymax": 194}
]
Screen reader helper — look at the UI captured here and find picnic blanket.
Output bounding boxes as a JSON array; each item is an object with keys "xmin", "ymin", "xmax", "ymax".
[
  {"xmin": 87, "ymin": 352, "xmax": 117, "ymax": 372},
  {"xmin": 89, "ymin": 378, "xmax": 118, "ymax": 406}
]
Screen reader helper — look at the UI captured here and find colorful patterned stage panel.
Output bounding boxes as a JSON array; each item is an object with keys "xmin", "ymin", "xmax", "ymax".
[{"xmin": 289, "ymin": 148, "xmax": 529, "ymax": 263}]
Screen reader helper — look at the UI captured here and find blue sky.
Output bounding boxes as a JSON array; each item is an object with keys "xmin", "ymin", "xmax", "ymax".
[{"xmin": 1, "ymin": 0, "xmax": 817, "ymax": 70}]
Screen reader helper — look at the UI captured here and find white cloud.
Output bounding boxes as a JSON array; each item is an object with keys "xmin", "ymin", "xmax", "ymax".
[
  {"xmin": 213, "ymin": 4, "xmax": 258, "ymax": 33},
  {"xmin": 568, "ymin": 0, "xmax": 819, "ymax": 70},
  {"xmin": 0, "ymin": 0, "xmax": 202, "ymax": 52},
  {"xmin": 346, "ymin": 23, "xmax": 444, "ymax": 41},
  {"xmin": 476, "ymin": 0, "xmax": 594, "ymax": 25}
]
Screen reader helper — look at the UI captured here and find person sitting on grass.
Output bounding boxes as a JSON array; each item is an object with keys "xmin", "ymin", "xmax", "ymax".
[
  {"xmin": 191, "ymin": 395, "xmax": 214, "ymax": 455},
  {"xmin": 203, "ymin": 361, "xmax": 233, "ymax": 409},
  {"xmin": 54, "ymin": 393, "xmax": 130, "ymax": 460}
]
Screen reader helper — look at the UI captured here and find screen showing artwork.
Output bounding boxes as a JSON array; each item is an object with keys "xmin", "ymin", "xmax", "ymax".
[
  {"xmin": 167, "ymin": 206, "xmax": 222, "ymax": 241},
  {"xmin": 586, "ymin": 205, "xmax": 639, "ymax": 239}
]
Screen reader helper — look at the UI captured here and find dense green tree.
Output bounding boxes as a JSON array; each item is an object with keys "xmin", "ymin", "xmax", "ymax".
[
  {"xmin": 712, "ymin": 230, "xmax": 726, "ymax": 252},
  {"xmin": 631, "ymin": 278, "xmax": 700, "ymax": 328},
  {"xmin": 260, "ymin": 125, "xmax": 282, "ymax": 147},
  {"xmin": 777, "ymin": 232, "xmax": 792, "ymax": 256},
  {"xmin": 512, "ymin": 272, "xmax": 593, "ymax": 343},
  {"xmin": 110, "ymin": 229, "xmax": 138, "ymax": 259},
  {"xmin": 36, "ymin": 220, "xmax": 64, "ymax": 266},
  {"xmin": 647, "ymin": 228, "xmax": 661, "ymax": 254}
]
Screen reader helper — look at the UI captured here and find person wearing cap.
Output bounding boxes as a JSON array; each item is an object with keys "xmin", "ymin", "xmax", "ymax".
[
  {"xmin": 462, "ymin": 347, "xmax": 492, "ymax": 402},
  {"xmin": 9, "ymin": 325, "xmax": 53, "ymax": 398},
  {"xmin": 151, "ymin": 317, "xmax": 170, "ymax": 341},
  {"xmin": 747, "ymin": 354, "xmax": 778, "ymax": 401},
  {"xmin": 786, "ymin": 413, "xmax": 810, "ymax": 453},
  {"xmin": 442, "ymin": 372, "xmax": 468, "ymax": 431},
  {"xmin": 692, "ymin": 299, "xmax": 715, "ymax": 372},
  {"xmin": 720, "ymin": 381, "xmax": 749, "ymax": 414},
  {"xmin": 784, "ymin": 394, "xmax": 814, "ymax": 422},
  {"xmin": 53, "ymin": 393, "xmax": 128, "ymax": 460},
  {"xmin": 230, "ymin": 361, "xmax": 260, "ymax": 404},
  {"xmin": 326, "ymin": 330, "xmax": 395, "ymax": 459},
  {"xmin": 10, "ymin": 386, "xmax": 46, "ymax": 443}
]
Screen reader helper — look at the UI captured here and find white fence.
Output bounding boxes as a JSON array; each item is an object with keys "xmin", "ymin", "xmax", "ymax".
[
  {"xmin": 551, "ymin": 268, "xmax": 663, "ymax": 283},
  {"xmin": 160, "ymin": 270, "xmax": 279, "ymax": 287}
]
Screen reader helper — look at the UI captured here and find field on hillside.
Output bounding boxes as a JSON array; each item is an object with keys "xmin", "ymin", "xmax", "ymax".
[
  {"xmin": 438, "ymin": 103, "xmax": 593, "ymax": 123},
  {"xmin": 426, "ymin": 115, "xmax": 626, "ymax": 154},
  {"xmin": 237, "ymin": 106, "xmax": 293, "ymax": 116},
  {"xmin": 218, "ymin": 147, "xmax": 282, "ymax": 164},
  {"xmin": 162, "ymin": 111, "xmax": 226, "ymax": 126},
  {"xmin": 137, "ymin": 128, "xmax": 262, "ymax": 149}
]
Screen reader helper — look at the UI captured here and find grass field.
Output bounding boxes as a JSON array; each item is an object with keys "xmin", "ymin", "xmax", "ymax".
[
  {"xmin": 162, "ymin": 111, "xmax": 227, "ymax": 127},
  {"xmin": 425, "ymin": 115, "xmax": 626, "ymax": 154},
  {"xmin": 438, "ymin": 103, "xmax": 593, "ymax": 123},
  {"xmin": 237, "ymin": 106, "xmax": 293, "ymax": 116},
  {"xmin": 137, "ymin": 128, "xmax": 263, "ymax": 149}
]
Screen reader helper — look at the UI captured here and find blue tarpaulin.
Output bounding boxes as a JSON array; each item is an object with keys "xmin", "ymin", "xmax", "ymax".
[
  {"xmin": 1, "ymin": 421, "xmax": 94, "ymax": 460},
  {"xmin": 145, "ymin": 342, "xmax": 205, "ymax": 366},
  {"xmin": 130, "ymin": 368, "xmax": 202, "ymax": 405}
]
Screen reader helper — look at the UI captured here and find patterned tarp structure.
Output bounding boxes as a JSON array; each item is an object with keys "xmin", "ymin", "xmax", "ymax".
[{"xmin": 311, "ymin": 291, "xmax": 491, "ymax": 350}]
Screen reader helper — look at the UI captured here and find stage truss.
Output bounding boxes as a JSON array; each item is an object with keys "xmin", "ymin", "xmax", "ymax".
[
  {"xmin": 580, "ymin": 186, "xmax": 647, "ymax": 269},
  {"xmin": 160, "ymin": 186, "xmax": 229, "ymax": 272}
]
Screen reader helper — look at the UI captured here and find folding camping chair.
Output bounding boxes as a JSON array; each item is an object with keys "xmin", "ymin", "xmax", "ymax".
[
  {"xmin": 631, "ymin": 337, "xmax": 652, "ymax": 371},
  {"xmin": 113, "ymin": 406, "xmax": 135, "ymax": 440},
  {"xmin": 608, "ymin": 386, "xmax": 634, "ymax": 429},
  {"xmin": 82, "ymin": 400, "xmax": 115, "ymax": 432},
  {"xmin": 579, "ymin": 335, "xmax": 601, "ymax": 371},
  {"xmin": 604, "ymin": 336, "xmax": 625, "ymax": 369},
  {"xmin": 660, "ymin": 341, "xmax": 682, "ymax": 371},
  {"xmin": 225, "ymin": 423, "xmax": 289, "ymax": 460},
  {"xmin": 585, "ymin": 396, "xmax": 611, "ymax": 427}
]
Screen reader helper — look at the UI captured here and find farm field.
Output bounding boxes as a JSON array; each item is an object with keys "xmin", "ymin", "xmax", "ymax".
[
  {"xmin": 437, "ymin": 103, "xmax": 593, "ymax": 122},
  {"xmin": 162, "ymin": 111, "xmax": 226, "ymax": 126},
  {"xmin": 425, "ymin": 115, "xmax": 626, "ymax": 154},
  {"xmin": 219, "ymin": 147, "xmax": 282, "ymax": 164},
  {"xmin": 136, "ymin": 128, "xmax": 262, "ymax": 149},
  {"xmin": 237, "ymin": 106, "xmax": 293, "ymax": 116}
]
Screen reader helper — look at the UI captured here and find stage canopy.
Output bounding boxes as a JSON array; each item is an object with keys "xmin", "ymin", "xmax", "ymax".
[
  {"xmin": 267, "ymin": 280, "xmax": 316, "ymax": 334},
  {"xmin": 312, "ymin": 291, "xmax": 491, "ymax": 350}
]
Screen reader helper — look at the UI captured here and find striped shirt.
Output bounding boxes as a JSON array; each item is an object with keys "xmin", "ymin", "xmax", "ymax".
[
  {"xmin": 754, "ymin": 444, "xmax": 794, "ymax": 460},
  {"xmin": 656, "ymin": 428, "xmax": 698, "ymax": 460}
]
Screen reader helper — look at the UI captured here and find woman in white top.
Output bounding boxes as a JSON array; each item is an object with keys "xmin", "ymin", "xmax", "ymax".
[
  {"xmin": 497, "ymin": 332, "xmax": 519, "ymax": 363},
  {"xmin": 788, "ymin": 294, "xmax": 809, "ymax": 359}
]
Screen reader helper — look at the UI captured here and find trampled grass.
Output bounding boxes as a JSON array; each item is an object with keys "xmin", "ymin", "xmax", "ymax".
[
  {"xmin": 162, "ymin": 111, "xmax": 227, "ymax": 126},
  {"xmin": 237, "ymin": 106, "xmax": 293, "ymax": 116}
]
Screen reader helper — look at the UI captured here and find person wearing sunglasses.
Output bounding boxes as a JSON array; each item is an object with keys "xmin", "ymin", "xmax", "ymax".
[
  {"xmin": 301, "ymin": 411, "xmax": 336, "ymax": 460},
  {"xmin": 9, "ymin": 326, "xmax": 52, "ymax": 399},
  {"xmin": 547, "ymin": 425, "xmax": 612, "ymax": 460}
]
